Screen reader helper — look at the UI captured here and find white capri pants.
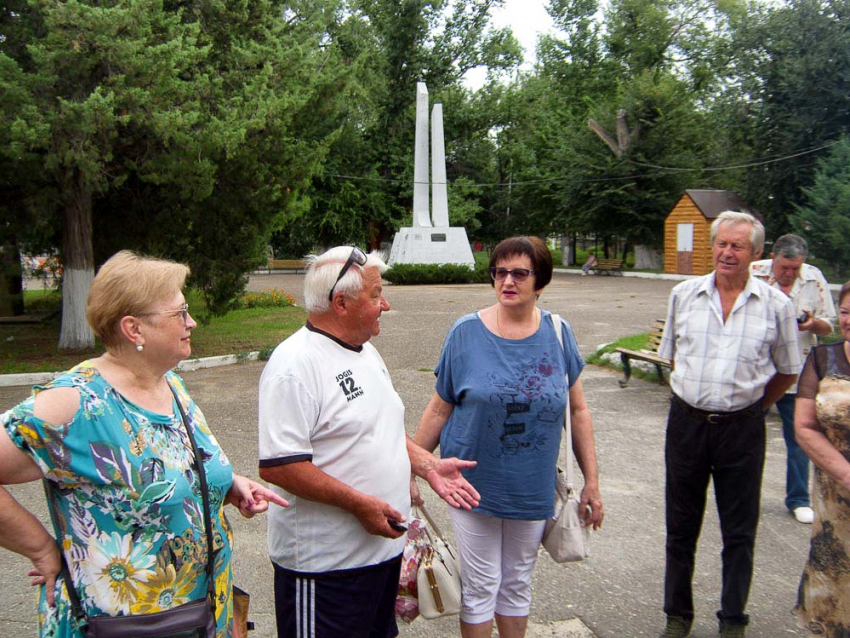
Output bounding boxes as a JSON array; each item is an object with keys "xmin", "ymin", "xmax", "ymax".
[{"xmin": 448, "ymin": 508, "xmax": 547, "ymax": 624}]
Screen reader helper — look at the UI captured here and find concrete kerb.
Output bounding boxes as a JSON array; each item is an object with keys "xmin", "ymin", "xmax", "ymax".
[
  {"xmin": 554, "ymin": 268, "xmax": 694, "ymax": 282},
  {"xmin": 0, "ymin": 352, "xmax": 263, "ymax": 388}
]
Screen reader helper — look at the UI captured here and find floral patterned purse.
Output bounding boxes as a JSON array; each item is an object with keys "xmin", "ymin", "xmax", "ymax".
[{"xmin": 45, "ymin": 384, "xmax": 217, "ymax": 638}]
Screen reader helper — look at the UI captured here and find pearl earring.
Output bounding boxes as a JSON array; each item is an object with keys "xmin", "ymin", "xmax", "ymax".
[{"xmin": 135, "ymin": 344, "xmax": 144, "ymax": 352}]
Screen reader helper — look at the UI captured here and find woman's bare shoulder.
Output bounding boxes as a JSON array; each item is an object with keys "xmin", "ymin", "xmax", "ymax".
[{"xmin": 32, "ymin": 386, "xmax": 82, "ymax": 426}]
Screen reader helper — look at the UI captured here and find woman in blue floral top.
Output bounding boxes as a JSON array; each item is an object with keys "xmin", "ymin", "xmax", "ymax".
[{"xmin": 0, "ymin": 250, "xmax": 287, "ymax": 638}]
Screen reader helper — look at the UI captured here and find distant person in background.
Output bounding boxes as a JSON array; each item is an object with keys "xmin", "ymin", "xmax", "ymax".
[
  {"xmin": 751, "ymin": 234, "xmax": 836, "ymax": 524},
  {"xmin": 794, "ymin": 281, "xmax": 850, "ymax": 636},
  {"xmin": 581, "ymin": 253, "xmax": 598, "ymax": 275}
]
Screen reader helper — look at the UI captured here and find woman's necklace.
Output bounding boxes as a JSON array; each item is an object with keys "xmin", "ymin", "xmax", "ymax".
[{"xmin": 496, "ymin": 306, "xmax": 540, "ymax": 339}]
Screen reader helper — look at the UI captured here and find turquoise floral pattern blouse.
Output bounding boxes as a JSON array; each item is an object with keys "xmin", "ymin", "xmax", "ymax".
[{"xmin": 1, "ymin": 362, "xmax": 235, "ymax": 638}]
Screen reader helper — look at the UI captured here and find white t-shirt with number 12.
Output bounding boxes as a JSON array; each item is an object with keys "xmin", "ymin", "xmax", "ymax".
[{"xmin": 259, "ymin": 324, "xmax": 409, "ymax": 573}]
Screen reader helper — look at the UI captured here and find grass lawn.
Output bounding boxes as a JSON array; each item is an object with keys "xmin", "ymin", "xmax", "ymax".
[
  {"xmin": 586, "ymin": 332, "xmax": 653, "ymax": 360},
  {"xmin": 1, "ymin": 289, "xmax": 306, "ymax": 374},
  {"xmin": 586, "ymin": 331, "xmax": 667, "ymax": 384}
]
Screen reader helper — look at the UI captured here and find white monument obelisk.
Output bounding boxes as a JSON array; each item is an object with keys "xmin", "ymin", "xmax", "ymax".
[
  {"xmin": 412, "ymin": 84, "xmax": 432, "ymax": 228},
  {"xmin": 388, "ymin": 82, "xmax": 475, "ymax": 268},
  {"xmin": 431, "ymin": 103, "xmax": 450, "ymax": 228}
]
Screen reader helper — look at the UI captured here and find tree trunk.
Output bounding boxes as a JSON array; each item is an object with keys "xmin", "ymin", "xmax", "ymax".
[
  {"xmin": 560, "ymin": 233, "xmax": 574, "ymax": 266},
  {"xmin": 58, "ymin": 169, "xmax": 95, "ymax": 351},
  {"xmin": 368, "ymin": 220, "xmax": 383, "ymax": 251},
  {"xmin": 634, "ymin": 244, "xmax": 663, "ymax": 270},
  {"xmin": 0, "ymin": 239, "xmax": 24, "ymax": 316}
]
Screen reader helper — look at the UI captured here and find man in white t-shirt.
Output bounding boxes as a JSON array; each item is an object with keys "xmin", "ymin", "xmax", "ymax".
[{"xmin": 258, "ymin": 246, "xmax": 480, "ymax": 638}]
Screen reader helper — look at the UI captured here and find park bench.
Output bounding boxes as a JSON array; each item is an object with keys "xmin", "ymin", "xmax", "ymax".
[
  {"xmin": 589, "ymin": 258, "xmax": 625, "ymax": 275},
  {"xmin": 267, "ymin": 259, "xmax": 308, "ymax": 273},
  {"xmin": 615, "ymin": 319, "xmax": 671, "ymax": 388}
]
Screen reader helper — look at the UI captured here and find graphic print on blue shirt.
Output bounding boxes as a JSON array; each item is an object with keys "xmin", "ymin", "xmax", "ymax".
[
  {"xmin": 483, "ymin": 353, "xmax": 564, "ymax": 460},
  {"xmin": 336, "ymin": 368, "xmax": 364, "ymax": 402}
]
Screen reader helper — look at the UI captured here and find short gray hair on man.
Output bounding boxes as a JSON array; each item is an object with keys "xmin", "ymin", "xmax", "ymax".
[
  {"xmin": 303, "ymin": 246, "xmax": 388, "ymax": 314},
  {"xmin": 772, "ymin": 233, "xmax": 809, "ymax": 260},
  {"xmin": 710, "ymin": 211, "xmax": 765, "ymax": 255}
]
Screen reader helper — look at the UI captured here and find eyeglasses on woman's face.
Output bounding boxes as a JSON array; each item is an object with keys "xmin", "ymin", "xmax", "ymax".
[
  {"xmin": 489, "ymin": 267, "xmax": 536, "ymax": 283},
  {"xmin": 328, "ymin": 247, "xmax": 368, "ymax": 301},
  {"xmin": 139, "ymin": 303, "xmax": 190, "ymax": 326}
]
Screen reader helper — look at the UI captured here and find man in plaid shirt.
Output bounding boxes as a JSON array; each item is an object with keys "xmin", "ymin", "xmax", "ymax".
[{"xmin": 657, "ymin": 212, "xmax": 801, "ymax": 638}]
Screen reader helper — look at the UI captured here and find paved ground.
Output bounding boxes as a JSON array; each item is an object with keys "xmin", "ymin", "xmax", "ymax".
[{"xmin": 0, "ymin": 272, "xmax": 811, "ymax": 637}]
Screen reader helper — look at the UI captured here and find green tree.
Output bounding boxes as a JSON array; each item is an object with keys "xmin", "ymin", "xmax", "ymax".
[
  {"xmin": 730, "ymin": 0, "xmax": 850, "ymax": 232},
  {"xmin": 524, "ymin": 0, "xmax": 730, "ymax": 258},
  {"xmin": 447, "ymin": 176, "xmax": 484, "ymax": 235},
  {"xmin": 552, "ymin": 72, "xmax": 710, "ymax": 249},
  {"xmin": 93, "ymin": 0, "xmax": 343, "ymax": 313},
  {"xmin": 793, "ymin": 138, "xmax": 850, "ymax": 277},
  {"xmin": 1, "ymin": 0, "xmax": 343, "ymax": 345},
  {"xmin": 294, "ymin": 0, "xmax": 521, "ymax": 249},
  {"xmin": 0, "ymin": 6, "xmax": 58, "ymax": 315},
  {"xmin": 1, "ymin": 0, "xmax": 210, "ymax": 348}
]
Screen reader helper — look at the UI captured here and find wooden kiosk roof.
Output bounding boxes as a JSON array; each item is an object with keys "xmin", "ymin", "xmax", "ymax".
[{"xmin": 684, "ymin": 190, "xmax": 751, "ymax": 219}]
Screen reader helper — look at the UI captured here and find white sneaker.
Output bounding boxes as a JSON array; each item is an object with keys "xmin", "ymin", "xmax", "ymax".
[{"xmin": 793, "ymin": 506, "xmax": 814, "ymax": 524}]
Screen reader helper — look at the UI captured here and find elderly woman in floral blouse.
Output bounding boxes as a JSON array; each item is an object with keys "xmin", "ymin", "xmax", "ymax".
[{"xmin": 0, "ymin": 250, "xmax": 286, "ymax": 637}]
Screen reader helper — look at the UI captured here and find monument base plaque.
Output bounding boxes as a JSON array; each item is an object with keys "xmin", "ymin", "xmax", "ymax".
[{"xmin": 388, "ymin": 227, "xmax": 475, "ymax": 268}]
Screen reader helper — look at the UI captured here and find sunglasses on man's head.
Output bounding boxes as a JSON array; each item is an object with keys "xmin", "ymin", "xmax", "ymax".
[
  {"xmin": 328, "ymin": 247, "xmax": 368, "ymax": 301},
  {"xmin": 489, "ymin": 267, "xmax": 536, "ymax": 283}
]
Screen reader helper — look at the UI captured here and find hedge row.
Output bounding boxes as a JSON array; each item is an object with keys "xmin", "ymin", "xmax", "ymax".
[{"xmin": 383, "ymin": 262, "xmax": 491, "ymax": 285}]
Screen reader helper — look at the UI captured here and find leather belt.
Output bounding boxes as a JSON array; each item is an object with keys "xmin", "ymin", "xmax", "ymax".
[{"xmin": 672, "ymin": 394, "xmax": 762, "ymax": 424}]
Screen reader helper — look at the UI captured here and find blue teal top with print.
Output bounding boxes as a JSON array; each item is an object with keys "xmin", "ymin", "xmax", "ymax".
[
  {"xmin": 1, "ymin": 361, "xmax": 235, "ymax": 638},
  {"xmin": 435, "ymin": 311, "xmax": 584, "ymax": 520}
]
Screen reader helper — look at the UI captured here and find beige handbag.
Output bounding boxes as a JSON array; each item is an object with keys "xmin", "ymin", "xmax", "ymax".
[
  {"xmin": 416, "ymin": 504, "xmax": 462, "ymax": 619},
  {"xmin": 542, "ymin": 314, "xmax": 591, "ymax": 563}
]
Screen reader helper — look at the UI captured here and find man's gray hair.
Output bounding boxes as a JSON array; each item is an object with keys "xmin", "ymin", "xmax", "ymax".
[
  {"xmin": 303, "ymin": 246, "xmax": 388, "ymax": 313},
  {"xmin": 710, "ymin": 211, "xmax": 765, "ymax": 255},
  {"xmin": 772, "ymin": 233, "xmax": 809, "ymax": 260}
]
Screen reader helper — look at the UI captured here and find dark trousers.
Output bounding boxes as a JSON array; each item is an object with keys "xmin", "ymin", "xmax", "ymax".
[
  {"xmin": 664, "ymin": 396, "xmax": 766, "ymax": 626},
  {"xmin": 273, "ymin": 557, "xmax": 401, "ymax": 638}
]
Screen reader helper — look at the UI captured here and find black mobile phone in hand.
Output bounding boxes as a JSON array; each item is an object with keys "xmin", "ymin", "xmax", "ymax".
[{"xmin": 387, "ymin": 519, "xmax": 407, "ymax": 532}]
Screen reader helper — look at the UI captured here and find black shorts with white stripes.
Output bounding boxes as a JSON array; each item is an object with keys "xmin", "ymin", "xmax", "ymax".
[{"xmin": 273, "ymin": 555, "xmax": 402, "ymax": 638}]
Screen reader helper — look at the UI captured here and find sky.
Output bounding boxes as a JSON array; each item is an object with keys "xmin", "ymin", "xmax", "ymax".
[{"xmin": 463, "ymin": 0, "xmax": 556, "ymax": 90}]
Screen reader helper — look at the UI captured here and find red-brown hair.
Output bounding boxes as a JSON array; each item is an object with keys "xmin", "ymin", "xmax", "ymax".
[{"xmin": 489, "ymin": 236, "xmax": 553, "ymax": 291}]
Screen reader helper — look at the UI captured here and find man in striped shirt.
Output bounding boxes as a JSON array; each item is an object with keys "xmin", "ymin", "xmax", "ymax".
[{"xmin": 657, "ymin": 211, "xmax": 801, "ymax": 638}]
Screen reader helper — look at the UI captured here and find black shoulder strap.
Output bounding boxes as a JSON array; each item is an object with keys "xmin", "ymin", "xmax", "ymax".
[{"xmin": 169, "ymin": 381, "xmax": 217, "ymax": 612}]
